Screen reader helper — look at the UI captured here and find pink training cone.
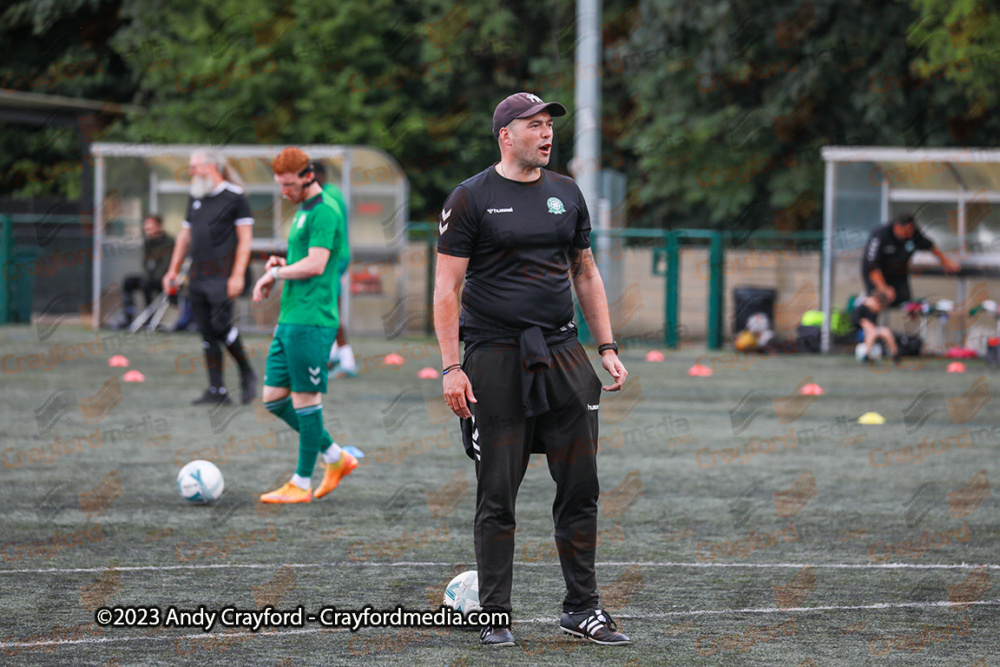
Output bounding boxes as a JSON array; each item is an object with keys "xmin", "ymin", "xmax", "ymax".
[
  {"xmin": 417, "ymin": 367, "xmax": 440, "ymax": 379},
  {"xmin": 947, "ymin": 362, "xmax": 966, "ymax": 373},
  {"xmin": 108, "ymin": 355, "xmax": 129, "ymax": 367},
  {"xmin": 122, "ymin": 370, "xmax": 145, "ymax": 382},
  {"xmin": 800, "ymin": 383, "xmax": 824, "ymax": 396},
  {"xmin": 645, "ymin": 350, "xmax": 665, "ymax": 362},
  {"xmin": 688, "ymin": 364, "xmax": 713, "ymax": 377},
  {"xmin": 384, "ymin": 353, "xmax": 405, "ymax": 366}
]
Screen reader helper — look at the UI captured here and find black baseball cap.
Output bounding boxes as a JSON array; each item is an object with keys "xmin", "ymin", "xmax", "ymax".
[{"xmin": 493, "ymin": 92, "xmax": 567, "ymax": 139}]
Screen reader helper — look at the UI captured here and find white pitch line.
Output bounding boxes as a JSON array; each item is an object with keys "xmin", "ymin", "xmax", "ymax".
[
  {"xmin": 597, "ymin": 561, "xmax": 1000, "ymax": 570},
  {"xmin": 1, "ymin": 561, "xmax": 998, "ymax": 575},
  {"xmin": 4, "ymin": 599, "xmax": 999, "ymax": 651},
  {"xmin": 606, "ymin": 597, "xmax": 1000, "ymax": 619}
]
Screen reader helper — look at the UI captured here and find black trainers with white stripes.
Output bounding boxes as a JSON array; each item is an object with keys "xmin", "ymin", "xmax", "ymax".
[
  {"xmin": 560, "ymin": 609, "xmax": 630, "ymax": 645},
  {"xmin": 479, "ymin": 624, "xmax": 514, "ymax": 646}
]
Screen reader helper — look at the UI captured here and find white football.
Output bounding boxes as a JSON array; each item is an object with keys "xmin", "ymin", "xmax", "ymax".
[
  {"xmin": 855, "ymin": 341, "xmax": 883, "ymax": 362},
  {"xmin": 746, "ymin": 312, "xmax": 771, "ymax": 334},
  {"xmin": 177, "ymin": 460, "xmax": 224, "ymax": 503},
  {"xmin": 442, "ymin": 570, "xmax": 481, "ymax": 616}
]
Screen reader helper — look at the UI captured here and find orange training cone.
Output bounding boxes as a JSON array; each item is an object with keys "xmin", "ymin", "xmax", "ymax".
[
  {"xmin": 688, "ymin": 364, "xmax": 713, "ymax": 377},
  {"xmin": 947, "ymin": 362, "xmax": 966, "ymax": 373},
  {"xmin": 108, "ymin": 355, "xmax": 129, "ymax": 367},
  {"xmin": 122, "ymin": 370, "xmax": 145, "ymax": 382},
  {"xmin": 645, "ymin": 350, "xmax": 665, "ymax": 362},
  {"xmin": 384, "ymin": 353, "xmax": 405, "ymax": 366},
  {"xmin": 800, "ymin": 383, "xmax": 824, "ymax": 396},
  {"xmin": 417, "ymin": 367, "xmax": 440, "ymax": 379}
]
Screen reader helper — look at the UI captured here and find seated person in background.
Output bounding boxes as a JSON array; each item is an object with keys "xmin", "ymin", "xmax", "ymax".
[
  {"xmin": 851, "ymin": 291, "xmax": 899, "ymax": 362},
  {"xmin": 113, "ymin": 214, "xmax": 174, "ymax": 329}
]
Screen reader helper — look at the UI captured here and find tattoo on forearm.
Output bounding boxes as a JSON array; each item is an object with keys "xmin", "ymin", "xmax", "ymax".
[{"xmin": 570, "ymin": 248, "xmax": 594, "ymax": 278}]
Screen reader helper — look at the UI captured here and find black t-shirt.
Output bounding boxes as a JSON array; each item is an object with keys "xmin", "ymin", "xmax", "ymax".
[
  {"xmin": 861, "ymin": 223, "xmax": 934, "ymax": 285},
  {"xmin": 183, "ymin": 182, "xmax": 254, "ymax": 281},
  {"xmin": 437, "ymin": 166, "xmax": 591, "ymax": 335},
  {"xmin": 850, "ymin": 302, "xmax": 878, "ymax": 333}
]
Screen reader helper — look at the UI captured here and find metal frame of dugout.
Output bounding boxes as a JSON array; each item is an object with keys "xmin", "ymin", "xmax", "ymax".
[
  {"xmin": 821, "ymin": 146, "xmax": 1000, "ymax": 354},
  {"xmin": 89, "ymin": 143, "xmax": 408, "ymax": 335}
]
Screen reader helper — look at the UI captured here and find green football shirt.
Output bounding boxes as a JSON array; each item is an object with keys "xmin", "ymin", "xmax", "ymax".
[
  {"xmin": 322, "ymin": 183, "xmax": 350, "ymax": 275},
  {"xmin": 278, "ymin": 192, "xmax": 342, "ymax": 328}
]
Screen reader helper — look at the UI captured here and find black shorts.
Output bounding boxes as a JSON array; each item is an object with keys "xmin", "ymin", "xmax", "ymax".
[{"xmin": 862, "ymin": 276, "xmax": 910, "ymax": 307}]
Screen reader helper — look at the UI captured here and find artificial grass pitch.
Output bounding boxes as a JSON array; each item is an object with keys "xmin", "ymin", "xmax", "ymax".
[{"xmin": 0, "ymin": 324, "xmax": 997, "ymax": 665}]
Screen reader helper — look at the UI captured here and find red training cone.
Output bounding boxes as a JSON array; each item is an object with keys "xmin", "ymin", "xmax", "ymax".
[
  {"xmin": 417, "ymin": 367, "xmax": 440, "ymax": 379},
  {"xmin": 122, "ymin": 370, "xmax": 145, "ymax": 382},
  {"xmin": 384, "ymin": 353, "xmax": 405, "ymax": 366},
  {"xmin": 688, "ymin": 364, "xmax": 713, "ymax": 377},
  {"xmin": 645, "ymin": 350, "xmax": 665, "ymax": 362},
  {"xmin": 108, "ymin": 355, "xmax": 129, "ymax": 367}
]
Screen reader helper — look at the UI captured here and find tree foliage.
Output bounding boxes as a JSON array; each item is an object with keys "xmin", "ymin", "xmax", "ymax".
[
  {"xmin": 3, "ymin": 0, "xmax": 1000, "ymax": 228},
  {"xmin": 618, "ymin": 0, "xmax": 1000, "ymax": 230}
]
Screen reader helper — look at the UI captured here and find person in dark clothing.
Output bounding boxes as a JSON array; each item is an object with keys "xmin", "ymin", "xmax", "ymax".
[
  {"xmin": 162, "ymin": 150, "xmax": 257, "ymax": 405},
  {"xmin": 112, "ymin": 215, "xmax": 174, "ymax": 329},
  {"xmin": 862, "ymin": 212, "xmax": 959, "ymax": 306},
  {"xmin": 851, "ymin": 291, "xmax": 898, "ymax": 361},
  {"xmin": 434, "ymin": 92, "xmax": 630, "ymax": 647}
]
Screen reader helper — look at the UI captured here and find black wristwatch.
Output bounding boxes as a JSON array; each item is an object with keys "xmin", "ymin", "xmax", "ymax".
[{"xmin": 597, "ymin": 341, "xmax": 618, "ymax": 356}]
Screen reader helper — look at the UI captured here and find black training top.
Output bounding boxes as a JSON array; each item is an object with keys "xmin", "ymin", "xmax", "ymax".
[
  {"xmin": 861, "ymin": 223, "xmax": 933, "ymax": 285},
  {"xmin": 143, "ymin": 233, "xmax": 175, "ymax": 283},
  {"xmin": 437, "ymin": 165, "xmax": 591, "ymax": 336},
  {"xmin": 183, "ymin": 182, "xmax": 254, "ymax": 281}
]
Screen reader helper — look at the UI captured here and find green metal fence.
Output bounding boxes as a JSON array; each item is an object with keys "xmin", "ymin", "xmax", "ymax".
[{"xmin": 403, "ymin": 224, "xmax": 824, "ymax": 351}]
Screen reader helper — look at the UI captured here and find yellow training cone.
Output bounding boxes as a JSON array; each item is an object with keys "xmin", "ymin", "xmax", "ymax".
[{"xmin": 858, "ymin": 412, "xmax": 885, "ymax": 425}]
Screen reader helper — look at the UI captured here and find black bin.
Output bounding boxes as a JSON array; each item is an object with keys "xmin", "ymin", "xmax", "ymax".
[{"xmin": 732, "ymin": 287, "xmax": 776, "ymax": 335}]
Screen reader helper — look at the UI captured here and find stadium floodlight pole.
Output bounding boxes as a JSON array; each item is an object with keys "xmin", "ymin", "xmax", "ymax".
[
  {"xmin": 92, "ymin": 150, "xmax": 105, "ymax": 329},
  {"xmin": 574, "ymin": 0, "xmax": 602, "ymax": 273}
]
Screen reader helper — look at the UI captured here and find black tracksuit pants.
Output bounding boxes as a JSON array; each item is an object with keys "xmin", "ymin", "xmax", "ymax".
[{"xmin": 463, "ymin": 340, "xmax": 603, "ymax": 615}]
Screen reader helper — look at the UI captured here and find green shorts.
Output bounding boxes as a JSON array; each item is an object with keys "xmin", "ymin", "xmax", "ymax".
[{"xmin": 264, "ymin": 323, "xmax": 338, "ymax": 393}]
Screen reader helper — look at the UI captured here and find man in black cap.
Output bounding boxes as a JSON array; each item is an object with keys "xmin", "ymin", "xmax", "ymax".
[
  {"xmin": 862, "ymin": 212, "xmax": 959, "ymax": 306},
  {"xmin": 434, "ymin": 92, "xmax": 631, "ymax": 647}
]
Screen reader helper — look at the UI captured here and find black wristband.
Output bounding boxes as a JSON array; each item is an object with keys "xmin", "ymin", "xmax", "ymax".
[
  {"xmin": 597, "ymin": 341, "xmax": 618, "ymax": 356},
  {"xmin": 443, "ymin": 364, "xmax": 462, "ymax": 374}
]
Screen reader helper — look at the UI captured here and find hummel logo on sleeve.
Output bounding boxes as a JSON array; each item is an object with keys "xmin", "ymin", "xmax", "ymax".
[
  {"xmin": 587, "ymin": 404, "xmax": 600, "ymax": 411},
  {"xmin": 439, "ymin": 208, "xmax": 451, "ymax": 234},
  {"xmin": 487, "ymin": 207, "xmax": 513, "ymax": 214},
  {"xmin": 866, "ymin": 237, "xmax": 879, "ymax": 262}
]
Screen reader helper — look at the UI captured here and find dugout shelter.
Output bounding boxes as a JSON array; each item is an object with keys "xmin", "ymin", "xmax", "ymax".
[
  {"xmin": 89, "ymin": 143, "xmax": 408, "ymax": 335},
  {"xmin": 821, "ymin": 146, "xmax": 1000, "ymax": 353}
]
